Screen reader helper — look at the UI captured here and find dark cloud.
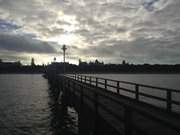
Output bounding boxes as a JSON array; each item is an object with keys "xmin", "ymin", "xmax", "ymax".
[
  {"xmin": 143, "ymin": 0, "xmax": 160, "ymax": 11},
  {"xmin": 0, "ymin": 33, "xmax": 56, "ymax": 53},
  {"xmin": 0, "ymin": 19, "xmax": 21, "ymax": 31}
]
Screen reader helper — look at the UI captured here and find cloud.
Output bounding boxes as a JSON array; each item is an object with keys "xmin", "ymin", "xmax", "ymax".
[
  {"xmin": 0, "ymin": 33, "xmax": 56, "ymax": 53},
  {"xmin": 69, "ymin": 36, "xmax": 180, "ymax": 64},
  {"xmin": 143, "ymin": 0, "xmax": 160, "ymax": 11},
  {"xmin": 0, "ymin": 0, "xmax": 180, "ymax": 64},
  {"xmin": 0, "ymin": 19, "xmax": 21, "ymax": 31}
]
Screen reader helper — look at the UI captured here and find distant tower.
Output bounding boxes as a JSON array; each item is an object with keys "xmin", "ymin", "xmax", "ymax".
[
  {"xmin": 62, "ymin": 44, "xmax": 67, "ymax": 63},
  {"xmin": 31, "ymin": 58, "xmax": 35, "ymax": 66},
  {"xmin": 122, "ymin": 60, "xmax": 126, "ymax": 65},
  {"xmin": 54, "ymin": 57, "xmax": 56, "ymax": 63},
  {"xmin": 62, "ymin": 45, "xmax": 67, "ymax": 73}
]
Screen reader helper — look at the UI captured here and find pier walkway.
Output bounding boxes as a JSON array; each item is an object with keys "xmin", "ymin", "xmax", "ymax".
[{"xmin": 48, "ymin": 74, "xmax": 180, "ymax": 135}]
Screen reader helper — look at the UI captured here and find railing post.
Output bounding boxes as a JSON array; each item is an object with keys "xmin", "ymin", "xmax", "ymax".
[
  {"xmin": 96, "ymin": 78, "xmax": 98, "ymax": 87},
  {"xmin": 124, "ymin": 107, "xmax": 132, "ymax": 135},
  {"xmin": 117, "ymin": 81, "xmax": 120, "ymax": 94},
  {"xmin": 85, "ymin": 76, "xmax": 86, "ymax": 83},
  {"xmin": 81, "ymin": 76, "xmax": 82, "ymax": 82},
  {"xmin": 75, "ymin": 74, "xmax": 76, "ymax": 80},
  {"xmin": 167, "ymin": 90, "xmax": 172, "ymax": 112},
  {"xmin": 135, "ymin": 84, "xmax": 139, "ymax": 101},
  {"xmin": 105, "ymin": 79, "xmax": 107, "ymax": 89},
  {"xmin": 90, "ymin": 77, "xmax": 92, "ymax": 85}
]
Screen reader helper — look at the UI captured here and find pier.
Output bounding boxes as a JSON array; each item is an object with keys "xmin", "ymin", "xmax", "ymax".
[{"xmin": 46, "ymin": 74, "xmax": 180, "ymax": 135}]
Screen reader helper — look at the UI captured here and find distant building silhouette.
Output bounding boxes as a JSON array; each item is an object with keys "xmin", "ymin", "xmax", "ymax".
[
  {"xmin": 122, "ymin": 60, "xmax": 129, "ymax": 65},
  {"xmin": 31, "ymin": 58, "xmax": 35, "ymax": 66},
  {"xmin": 94, "ymin": 59, "xmax": 104, "ymax": 66},
  {"xmin": 79, "ymin": 59, "xmax": 88, "ymax": 66},
  {"xmin": 54, "ymin": 57, "xmax": 56, "ymax": 62}
]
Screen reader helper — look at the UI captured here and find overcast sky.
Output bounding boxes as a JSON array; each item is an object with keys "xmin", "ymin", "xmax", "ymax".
[{"xmin": 0, "ymin": 0, "xmax": 180, "ymax": 65}]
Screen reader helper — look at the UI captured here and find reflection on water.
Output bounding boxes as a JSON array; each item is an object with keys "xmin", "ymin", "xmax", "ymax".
[{"xmin": 0, "ymin": 74, "xmax": 78, "ymax": 135}]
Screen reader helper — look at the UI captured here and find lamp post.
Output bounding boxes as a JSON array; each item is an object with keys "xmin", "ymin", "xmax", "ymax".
[{"xmin": 62, "ymin": 45, "xmax": 67, "ymax": 73}]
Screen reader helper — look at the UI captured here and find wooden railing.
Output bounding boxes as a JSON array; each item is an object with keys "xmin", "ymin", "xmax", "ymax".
[
  {"xmin": 61, "ymin": 75, "xmax": 180, "ymax": 135},
  {"xmin": 65, "ymin": 74, "xmax": 180, "ymax": 114}
]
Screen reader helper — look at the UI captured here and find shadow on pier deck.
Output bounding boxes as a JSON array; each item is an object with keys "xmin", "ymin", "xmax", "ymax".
[{"xmin": 46, "ymin": 74, "xmax": 180, "ymax": 135}]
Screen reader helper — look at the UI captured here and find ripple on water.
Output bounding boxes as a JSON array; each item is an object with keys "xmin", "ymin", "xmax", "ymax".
[{"xmin": 0, "ymin": 74, "xmax": 78, "ymax": 135}]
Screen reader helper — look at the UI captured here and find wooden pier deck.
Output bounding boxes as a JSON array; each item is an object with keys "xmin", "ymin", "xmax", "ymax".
[{"xmin": 54, "ymin": 74, "xmax": 180, "ymax": 135}]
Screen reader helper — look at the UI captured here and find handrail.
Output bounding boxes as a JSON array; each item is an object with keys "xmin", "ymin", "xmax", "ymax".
[
  {"xmin": 65, "ymin": 74, "xmax": 180, "ymax": 113},
  {"xmin": 73, "ymin": 74, "xmax": 180, "ymax": 92}
]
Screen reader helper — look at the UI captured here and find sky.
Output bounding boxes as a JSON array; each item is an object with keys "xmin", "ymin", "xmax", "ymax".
[{"xmin": 0, "ymin": 0, "xmax": 180, "ymax": 65}]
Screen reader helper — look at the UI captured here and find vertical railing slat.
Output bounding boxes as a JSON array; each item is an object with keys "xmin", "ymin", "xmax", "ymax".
[
  {"xmin": 85, "ymin": 76, "xmax": 86, "ymax": 83},
  {"xmin": 81, "ymin": 75, "xmax": 82, "ymax": 82},
  {"xmin": 117, "ymin": 81, "xmax": 120, "ymax": 94},
  {"xmin": 90, "ymin": 77, "xmax": 92, "ymax": 85},
  {"xmin": 105, "ymin": 79, "xmax": 107, "ymax": 89},
  {"xmin": 135, "ymin": 84, "xmax": 139, "ymax": 101},
  {"xmin": 96, "ymin": 78, "xmax": 98, "ymax": 87},
  {"xmin": 167, "ymin": 90, "xmax": 172, "ymax": 112}
]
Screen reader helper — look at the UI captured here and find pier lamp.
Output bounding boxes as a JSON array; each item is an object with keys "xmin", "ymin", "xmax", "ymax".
[
  {"xmin": 61, "ymin": 44, "xmax": 67, "ymax": 73},
  {"xmin": 62, "ymin": 44, "xmax": 67, "ymax": 63}
]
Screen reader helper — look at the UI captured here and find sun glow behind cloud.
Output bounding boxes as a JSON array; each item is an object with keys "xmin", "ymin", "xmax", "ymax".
[
  {"xmin": 48, "ymin": 34, "xmax": 78, "ymax": 45},
  {"xmin": 43, "ymin": 12, "xmax": 81, "ymax": 46}
]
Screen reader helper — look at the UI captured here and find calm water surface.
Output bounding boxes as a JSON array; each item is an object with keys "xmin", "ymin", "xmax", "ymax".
[
  {"xmin": 0, "ymin": 74, "xmax": 78, "ymax": 135},
  {"xmin": 86, "ymin": 74, "xmax": 180, "ymax": 89}
]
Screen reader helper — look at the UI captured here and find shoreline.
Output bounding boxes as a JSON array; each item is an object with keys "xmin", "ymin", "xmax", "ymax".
[{"xmin": 1, "ymin": 72, "xmax": 180, "ymax": 75}]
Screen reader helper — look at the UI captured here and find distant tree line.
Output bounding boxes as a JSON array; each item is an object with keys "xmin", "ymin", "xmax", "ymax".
[
  {"xmin": 0, "ymin": 58, "xmax": 180, "ymax": 74},
  {"xmin": 0, "ymin": 58, "xmax": 44, "ymax": 73},
  {"xmin": 77, "ymin": 59, "xmax": 180, "ymax": 73}
]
